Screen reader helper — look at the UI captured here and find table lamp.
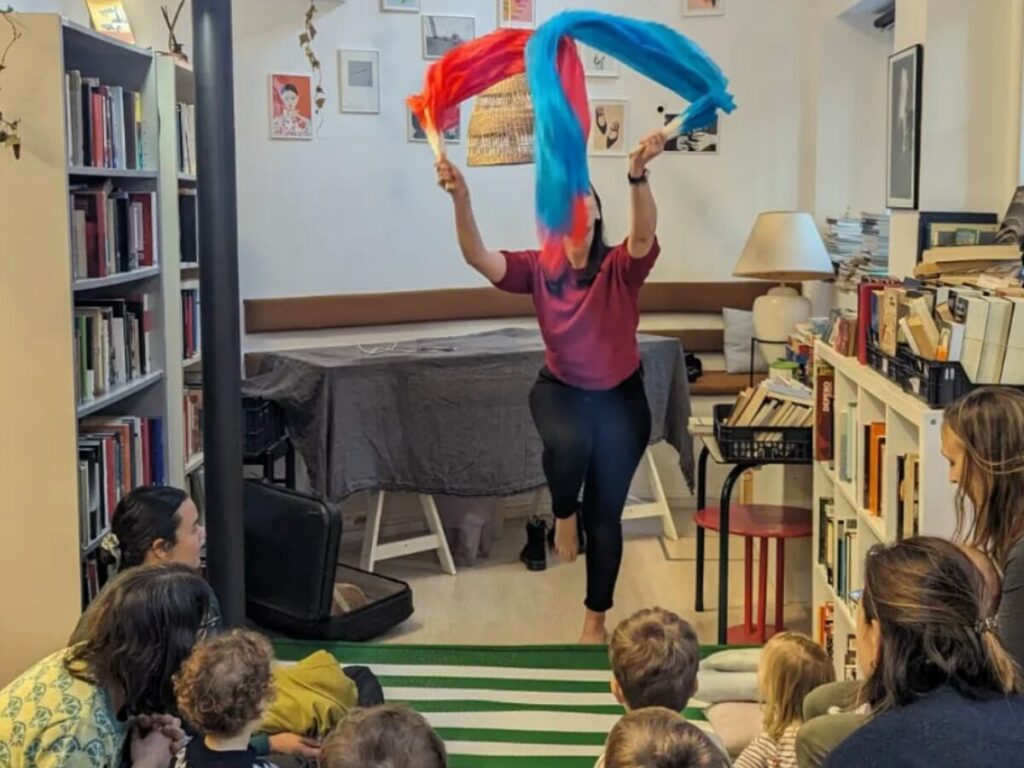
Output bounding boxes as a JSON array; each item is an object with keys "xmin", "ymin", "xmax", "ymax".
[{"xmin": 733, "ymin": 211, "xmax": 834, "ymax": 363}]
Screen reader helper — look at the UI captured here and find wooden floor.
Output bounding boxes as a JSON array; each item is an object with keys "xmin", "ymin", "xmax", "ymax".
[{"xmin": 340, "ymin": 512, "xmax": 811, "ymax": 646}]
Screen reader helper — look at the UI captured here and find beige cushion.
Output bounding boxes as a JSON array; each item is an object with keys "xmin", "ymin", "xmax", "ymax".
[{"xmin": 705, "ymin": 702, "xmax": 764, "ymax": 758}]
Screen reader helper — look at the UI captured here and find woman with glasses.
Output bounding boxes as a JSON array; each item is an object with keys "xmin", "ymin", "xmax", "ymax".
[{"xmin": 0, "ymin": 564, "xmax": 209, "ymax": 768}]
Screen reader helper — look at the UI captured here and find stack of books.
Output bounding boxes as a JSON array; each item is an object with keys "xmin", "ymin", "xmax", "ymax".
[
  {"xmin": 65, "ymin": 70, "xmax": 145, "ymax": 170},
  {"xmin": 726, "ymin": 378, "xmax": 814, "ymax": 433}
]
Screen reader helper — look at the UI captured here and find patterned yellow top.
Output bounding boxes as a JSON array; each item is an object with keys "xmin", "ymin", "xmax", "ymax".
[{"xmin": 0, "ymin": 649, "xmax": 127, "ymax": 768}]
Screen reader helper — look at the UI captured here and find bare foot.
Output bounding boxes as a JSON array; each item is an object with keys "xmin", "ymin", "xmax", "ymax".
[
  {"xmin": 579, "ymin": 611, "xmax": 608, "ymax": 644},
  {"xmin": 554, "ymin": 514, "xmax": 580, "ymax": 562}
]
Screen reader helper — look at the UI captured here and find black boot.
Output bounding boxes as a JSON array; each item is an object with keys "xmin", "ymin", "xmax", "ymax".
[
  {"xmin": 547, "ymin": 512, "xmax": 587, "ymax": 554},
  {"xmin": 520, "ymin": 517, "xmax": 548, "ymax": 571}
]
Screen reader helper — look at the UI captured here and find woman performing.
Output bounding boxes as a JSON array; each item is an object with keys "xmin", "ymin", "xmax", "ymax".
[{"xmin": 436, "ymin": 131, "xmax": 666, "ymax": 643}]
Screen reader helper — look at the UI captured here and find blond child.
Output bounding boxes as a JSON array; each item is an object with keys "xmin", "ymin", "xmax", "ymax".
[
  {"xmin": 605, "ymin": 708, "xmax": 729, "ymax": 768},
  {"xmin": 734, "ymin": 632, "xmax": 834, "ymax": 768},
  {"xmin": 320, "ymin": 704, "xmax": 446, "ymax": 768},
  {"xmin": 173, "ymin": 630, "xmax": 279, "ymax": 768}
]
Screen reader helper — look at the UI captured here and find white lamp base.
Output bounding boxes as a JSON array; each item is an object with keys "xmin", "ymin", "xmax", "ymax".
[{"xmin": 752, "ymin": 285, "xmax": 811, "ymax": 365}]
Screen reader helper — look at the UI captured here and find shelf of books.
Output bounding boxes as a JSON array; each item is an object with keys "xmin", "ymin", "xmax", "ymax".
[
  {"xmin": 156, "ymin": 55, "xmax": 204, "ymax": 493},
  {"xmin": 811, "ymin": 340, "xmax": 957, "ymax": 681}
]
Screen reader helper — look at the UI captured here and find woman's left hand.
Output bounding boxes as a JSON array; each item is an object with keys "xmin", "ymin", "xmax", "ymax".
[
  {"xmin": 629, "ymin": 131, "xmax": 666, "ymax": 177},
  {"xmin": 268, "ymin": 732, "xmax": 322, "ymax": 759}
]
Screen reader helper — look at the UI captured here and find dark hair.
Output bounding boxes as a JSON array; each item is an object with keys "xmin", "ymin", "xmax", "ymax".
[
  {"xmin": 107, "ymin": 486, "xmax": 189, "ymax": 569},
  {"xmin": 281, "ymin": 84, "xmax": 299, "ymax": 96},
  {"xmin": 321, "ymin": 705, "xmax": 447, "ymax": 768},
  {"xmin": 175, "ymin": 630, "xmax": 274, "ymax": 737},
  {"xmin": 605, "ymin": 708, "xmax": 728, "ymax": 768},
  {"xmin": 609, "ymin": 607, "xmax": 700, "ymax": 711},
  {"xmin": 857, "ymin": 536, "xmax": 1022, "ymax": 714},
  {"xmin": 544, "ymin": 186, "xmax": 610, "ymax": 294},
  {"xmin": 65, "ymin": 563, "xmax": 213, "ymax": 716}
]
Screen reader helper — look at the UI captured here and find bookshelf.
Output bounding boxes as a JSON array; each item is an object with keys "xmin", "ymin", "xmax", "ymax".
[
  {"xmin": 0, "ymin": 14, "xmax": 202, "ymax": 681},
  {"xmin": 812, "ymin": 340, "xmax": 957, "ymax": 681}
]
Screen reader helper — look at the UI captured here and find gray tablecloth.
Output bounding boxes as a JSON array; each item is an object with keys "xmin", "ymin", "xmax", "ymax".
[{"xmin": 244, "ymin": 328, "xmax": 694, "ymax": 502}]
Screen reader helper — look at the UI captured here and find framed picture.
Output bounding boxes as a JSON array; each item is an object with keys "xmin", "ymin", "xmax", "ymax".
[
  {"xmin": 499, "ymin": 0, "xmax": 535, "ymax": 28},
  {"xmin": 589, "ymin": 99, "xmax": 629, "ymax": 157},
  {"xmin": 683, "ymin": 0, "xmax": 725, "ymax": 17},
  {"xmin": 578, "ymin": 43, "xmax": 618, "ymax": 78},
  {"xmin": 269, "ymin": 73, "xmax": 313, "ymax": 140},
  {"xmin": 662, "ymin": 112, "xmax": 720, "ymax": 154},
  {"xmin": 422, "ymin": 15, "xmax": 476, "ymax": 60},
  {"xmin": 85, "ymin": 0, "xmax": 135, "ymax": 44},
  {"xmin": 928, "ymin": 221, "xmax": 999, "ymax": 247},
  {"xmin": 886, "ymin": 44, "xmax": 923, "ymax": 209},
  {"xmin": 338, "ymin": 49, "xmax": 380, "ymax": 114},
  {"xmin": 408, "ymin": 106, "xmax": 461, "ymax": 144},
  {"xmin": 381, "ymin": 0, "xmax": 419, "ymax": 11}
]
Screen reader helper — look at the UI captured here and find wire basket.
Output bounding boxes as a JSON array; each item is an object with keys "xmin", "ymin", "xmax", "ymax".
[
  {"xmin": 242, "ymin": 397, "xmax": 286, "ymax": 455},
  {"xmin": 467, "ymin": 74, "xmax": 534, "ymax": 167},
  {"xmin": 712, "ymin": 404, "xmax": 812, "ymax": 463}
]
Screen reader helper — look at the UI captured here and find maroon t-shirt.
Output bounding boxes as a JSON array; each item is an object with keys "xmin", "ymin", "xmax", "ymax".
[{"xmin": 495, "ymin": 239, "xmax": 660, "ymax": 390}]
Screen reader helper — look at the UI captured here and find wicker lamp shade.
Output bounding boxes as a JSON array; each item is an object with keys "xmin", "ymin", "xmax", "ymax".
[{"xmin": 467, "ymin": 74, "xmax": 535, "ymax": 167}]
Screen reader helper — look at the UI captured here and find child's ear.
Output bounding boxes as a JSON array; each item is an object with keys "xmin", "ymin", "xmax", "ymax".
[{"xmin": 610, "ymin": 678, "xmax": 626, "ymax": 708}]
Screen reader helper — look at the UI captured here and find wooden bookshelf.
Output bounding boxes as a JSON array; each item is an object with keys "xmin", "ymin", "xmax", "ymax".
[
  {"xmin": 0, "ymin": 14, "xmax": 191, "ymax": 683},
  {"xmin": 812, "ymin": 341, "xmax": 956, "ymax": 681}
]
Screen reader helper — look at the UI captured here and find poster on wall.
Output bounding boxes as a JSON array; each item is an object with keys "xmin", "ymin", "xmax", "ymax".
[
  {"xmin": 85, "ymin": 0, "xmax": 135, "ymax": 44},
  {"xmin": 683, "ymin": 0, "xmax": 725, "ymax": 17},
  {"xmin": 422, "ymin": 15, "xmax": 476, "ymax": 60},
  {"xmin": 886, "ymin": 44, "xmax": 922, "ymax": 209},
  {"xmin": 408, "ymin": 106, "xmax": 461, "ymax": 144},
  {"xmin": 578, "ymin": 43, "xmax": 619, "ymax": 78},
  {"xmin": 662, "ymin": 111, "xmax": 720, "ymax": 154},
  {"xmin": 589, "ymin": 100, "xmax": 629, "ymax": 157},
  {"xmin": 500, "ymin": 0, "xmax": 535, "ymax": 28},
  {"xmin": 269, "ymin": 74, "xmax": 314, "ymax": 140},
  {"xmin": 338, "ymin": 49, "xmax": 381, "ymax": 114}
]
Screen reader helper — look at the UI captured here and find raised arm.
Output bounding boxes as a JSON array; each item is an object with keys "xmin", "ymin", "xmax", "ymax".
[
  {"xmin": 436, "ymin": 159, "xmax": 507, "ymax": 283},
  {"xmin": 626, "ymin": 132, "xmax": 666, "ymax": 259}
]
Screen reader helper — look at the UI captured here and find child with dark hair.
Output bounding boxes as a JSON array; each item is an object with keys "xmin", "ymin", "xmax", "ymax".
[
  {"xmin": 174, "ymin": 630, "xmax": 278, "ymax": 768},
  {"xmin": 320, "ymin": 705, "xmax": 446, "ymax": 768},
  {"xmin": 605, "ymin": 708, "xmax": 728, "ymax": 768}
]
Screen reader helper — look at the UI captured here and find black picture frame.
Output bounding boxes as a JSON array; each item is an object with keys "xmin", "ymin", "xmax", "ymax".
[{"xmin": 886, "ymin": 44, "xmax": 923, "ymax": 210}]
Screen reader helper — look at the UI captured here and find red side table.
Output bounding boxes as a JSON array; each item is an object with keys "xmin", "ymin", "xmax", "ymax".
[{"xmin": 694, "ymin": 503, "xmax": 812, "ymax": 644}]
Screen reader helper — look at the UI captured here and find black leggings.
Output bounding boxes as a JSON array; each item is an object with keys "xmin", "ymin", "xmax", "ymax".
[{"xmin": 529, "ymin": 367, "xmax": 652, "ymax": 613}]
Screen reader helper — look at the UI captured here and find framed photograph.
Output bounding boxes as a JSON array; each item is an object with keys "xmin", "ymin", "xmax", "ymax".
[
  {"xmin": 886, "ymin": 44, "xmax": 923, "ymax": 209},
  {"xmin": 589, "ymin": 99, "xmax": 629, "ymax": 157},
  {"xmin": 499, "ymin": 0, "xmax": 535, "ymax": 28},
  {"xmin": 85, "ymin": 0, "xmax": 135, "ymax": 44},
  {"xmin": 662, "ymin": 112, "xmax": 720, "ymax": 154},
  {"xmin": 408, "ymin": 106, "xmax": 461, "ymax": 144},
  {"xmin": 338, "ymin": 49, "xmax": 380, "ymax": 114},
  {"xmin": 578, "ymin": 43, "xmax": 619, "ymax": 78},
  {"xmin": 269, "ymin": 73, "xmax": 313, "ymax": 140},
  {"xmin": 422, "ymin": 15, "xmax": 476, "ymax": 60},
  {"xmin": 683, "ymin": 0, "xmax": 725, "ymax": 17},
  {"xmin": 381, "ymin": 0, "xmax": 419, "ymax": 11},
  {"xmin": 928, "ymin": 221, "xmax": 999, "ymax": 247}
]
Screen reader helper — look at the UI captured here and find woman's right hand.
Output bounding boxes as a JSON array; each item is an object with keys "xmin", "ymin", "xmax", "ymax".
[
  {"xmin": 131, "ymin": 725, "xmax": 175, "ymax": 768},
  {"xmin": 435, "ymin": 158, "xmax": 468, "ymax": 200}
]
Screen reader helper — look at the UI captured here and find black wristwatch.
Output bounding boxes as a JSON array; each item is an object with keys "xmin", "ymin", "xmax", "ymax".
[{"xmin": 627, "ymin": 169, "xmax": 649, "ymax": 185}]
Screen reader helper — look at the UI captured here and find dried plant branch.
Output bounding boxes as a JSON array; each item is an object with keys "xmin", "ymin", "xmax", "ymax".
[{"xmin": 0, "ymin": 5, "xmax": 22, "ymax": 159}]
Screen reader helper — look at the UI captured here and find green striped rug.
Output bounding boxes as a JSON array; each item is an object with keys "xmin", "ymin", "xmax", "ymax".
[{"xmin": 274, "ymin": 641, "xmax": 728, "ymax": 768}]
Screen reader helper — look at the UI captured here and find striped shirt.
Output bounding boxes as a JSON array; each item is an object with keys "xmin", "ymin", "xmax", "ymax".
[{"xmin": 734, "ymin": 724, "xmax": 799, "ymax": 768}]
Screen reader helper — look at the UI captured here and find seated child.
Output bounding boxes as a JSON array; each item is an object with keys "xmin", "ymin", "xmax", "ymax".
[
  {"xmin": 734, "ymin": 632, "xmax": 834, "ymax": 768},
  {"xmin": 597, "ymin": 607, "xmax": 724, "ymax": 767},
  {"xmin": 320, "ymin": 704, "xmax": 446, "ymax": 768},
  {"xmin": 605, "ymin": 708, "xmax": 729, "ymax": 768},
  {"xmin": 174, "ymin": 629, "xmax": 279, "ymax": 768}
]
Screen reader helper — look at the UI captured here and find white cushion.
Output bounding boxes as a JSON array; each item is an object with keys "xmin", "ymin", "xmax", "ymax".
[
  {"xmin": 723, "ymin": 308, "xmax": 767, "ymax": 373},
  {"xmin": 705, "ymin": 702, "xmax": 764, "ymax": 757},
  {"xmin": 695, "ymin": 669, "xmax": 760, "ymax": 704},
  {"xmin": 700, "ymin": 647, "xmax": 763, "ymax": 673}
]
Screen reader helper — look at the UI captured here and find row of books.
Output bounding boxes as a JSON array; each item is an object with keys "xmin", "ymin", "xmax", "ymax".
[
  {"xmin": 73, "ymin": 296, "xmax": 153, "ymax": 405},
  {"xmin": 725, "ymin": 378, "xmax": 815, "ymax": 434},
  {"xmin": 180, "ymin": 189, "xmax": 199, "ymax": 264},
  {"xmin": 184, "ymin": 384, "xmax": 204, "ymax": 466},
  {"xmin": 65, "ymin": 70, "xmax": 145, "ymax": 170},
  {"xmin": 78, "ymin": 415, "xmax": 165, "ymax": 549},
  {"xmin": 82, "ymin": 552, "xmax": 110, "ymax": 606},
  {"xmin": 816, "ymin": 602, "xmax": 859, "ymax": 680},
  {"xmin": 70, "ymin": 184, "xmax": 157, "ymax": 280},
  {"xmin": 182, "ymin": 288, "xmax": 201, "ymax": 360},
  {"xmin": 177, "ymin": 102, "xmax": 197, "ymax": 176},
  {"xmin": 820, "ymin": 501, "xmax": 859, "ymax": 601}
]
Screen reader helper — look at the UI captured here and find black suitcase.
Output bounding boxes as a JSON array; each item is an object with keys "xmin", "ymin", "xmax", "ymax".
[{"xmin": 243, "ymin": 479, "xmax": 414, "ymax": 641}]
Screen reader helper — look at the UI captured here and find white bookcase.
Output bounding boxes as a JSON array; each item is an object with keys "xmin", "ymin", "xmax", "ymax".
[
  {"xmin": 0, "ymin": 14, "xmax": 200, "ymax": 682},
  {"xmin": 812, "ymin": 340, "xmax": 957, "ymax": 680}
]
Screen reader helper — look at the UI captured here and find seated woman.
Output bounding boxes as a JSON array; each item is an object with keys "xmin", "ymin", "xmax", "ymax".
[
  {"xmin": 818, "ymin": 537, "xmax": 1024, "ymax": 768},
  {"xmin": 0, "ymin": 564, "xmax": 211, "ymax": 768},
  {"xmin": 76, "ymin": 485, "xmax": 378, "ymax": 760}
]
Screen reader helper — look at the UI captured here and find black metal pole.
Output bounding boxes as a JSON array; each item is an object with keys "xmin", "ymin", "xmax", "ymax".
[{"xmin": 193, "ymin": 0, "xmax": 245, "ymax": 627}]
